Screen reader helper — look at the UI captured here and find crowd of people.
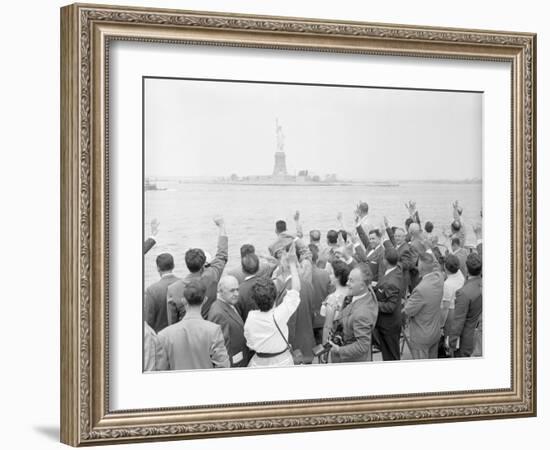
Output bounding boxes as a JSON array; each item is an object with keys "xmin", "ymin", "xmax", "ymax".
[{"xmin": 143, "ymin": 200, "xmax": 483, "ymax": 371}]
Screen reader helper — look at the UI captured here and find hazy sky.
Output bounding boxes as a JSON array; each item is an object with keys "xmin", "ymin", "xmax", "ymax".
[{"xmin": 144, "ymin": 78, "xmax": 482, "ymax": 180}]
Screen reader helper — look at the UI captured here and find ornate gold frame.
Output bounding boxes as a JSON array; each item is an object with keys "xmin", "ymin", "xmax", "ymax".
[{"xmin": 60, "ymin": 3, "xmax": 536, "ymax": 446}]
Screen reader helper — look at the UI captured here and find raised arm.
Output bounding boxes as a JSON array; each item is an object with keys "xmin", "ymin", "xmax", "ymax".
[
  {"xmin": 294, "ymin": 210, "xmax": 304, "ymax": 239},
  {"xmin": 143, "ymin": 218, "xmax": 160, "ymax": 254},
  {"xmin": 202, "ymin": 216, "xmax": 229, "ymax": 284}
]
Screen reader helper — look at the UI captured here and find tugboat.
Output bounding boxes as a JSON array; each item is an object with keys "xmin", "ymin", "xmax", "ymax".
[{"xmin": 144, "ymin": 178, "xmax": 166, "ymax": 191}]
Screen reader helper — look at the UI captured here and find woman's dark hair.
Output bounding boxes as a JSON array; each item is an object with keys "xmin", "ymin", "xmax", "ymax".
[
  {"xmin": 331, "ymin": 259, "xmax": 350, "ymax": 287},
  {"xmin": 251, "ymin": 278, "xmax": 278, "ymax": 312}
]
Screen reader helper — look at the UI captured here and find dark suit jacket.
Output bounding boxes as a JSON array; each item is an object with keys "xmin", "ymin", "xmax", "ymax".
[
  {"xmin": 143, "ymin": 237, "xmax": 156, "ymax": 255},
  {"xmin": 236, "ymin": 274, "xmax": 260, "ymax": 322},
  {"xmin": 395, "ymin": 241, "xmax": 418, "ymax": 293},
  {"xmin": 207, "ymin": 299, "xmax": 250, "ymax": 367},
  {"xmin": 288, "ymin": 276, "xmax": 316, "ymax": 363},
  {"xmin": 166, "ymin": 235, "xmax": 228, "ymax": 321},
  {"xmin": 374, "ymin": 266, "xmax": 403, "ymax": 332},
  {"xmin": 355, "ymin": 225, "xmax": 385, "ymax": 281},
  {"xmin": 310, "ymin": 265, "xmax": 331, "ymax": 329},
  {"xmin": 333, "ymin": 291, "xmax": 378, "ymax": 362},
  {"xmin": 450, "ymin": 276, "xmax": 482, "ymax": 356},
  {"xmin": 144, "ymin": 273, "xmax": 180, "ymax": 333}
]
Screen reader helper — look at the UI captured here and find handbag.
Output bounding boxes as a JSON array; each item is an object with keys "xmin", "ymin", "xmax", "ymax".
[{"xmin": 273, "ymin": 315, "xmax": 304, "ymax": 365}]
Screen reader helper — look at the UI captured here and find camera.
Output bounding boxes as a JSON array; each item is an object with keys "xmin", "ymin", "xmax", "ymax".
[{"xmin": 312, "ymin": 342, "xmax": 332, "ymax": 357}]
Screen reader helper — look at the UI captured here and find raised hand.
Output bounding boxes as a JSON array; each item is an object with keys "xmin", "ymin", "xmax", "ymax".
[
  {"xmin": 150, "ymin": 218, "xmax": 160, "ymax": 237},
  {"xmin": 405, "ymin": 200, "xmax": 416, "ymax": 217},
  {"xmin": 213, "ymin": 215, "xmax": 225, "ymax": 227},
  {"xmin": 383, "ymin": 216, "xmax": 390, "ymax": 229},
  {"xmin": 336, "ymin": 211, "xmax": 343, "ymax": 223},
  {"xmin": 293, "ymin": 210, "xmax": 300, "ymax": 222}
]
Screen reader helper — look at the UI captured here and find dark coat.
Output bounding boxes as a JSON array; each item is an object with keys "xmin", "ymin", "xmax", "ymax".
[
  {"xmin": 166, "ymin": 236, "xmax": 228, "ymax": 321},
  {"xmin": 236, "ymin": 274, "xmax": 260, "ymax": 322},
  {"xmin": 144, "ymin": 273, "xmax": 180, "ymax": 333},
  {"xmin": 450, "ymin": 276, "xmax": 482, "ymax": 357},
  {"xmin": 310, "ymin": 265, "xmax": 331, "ymax": 329},
  {"xmin": 374, "ymin": 266, "xmax": 403, "ymax": 333},
  {"xmin": 207, "ymin": 299, "xmax": 251, "ymax": 367}
]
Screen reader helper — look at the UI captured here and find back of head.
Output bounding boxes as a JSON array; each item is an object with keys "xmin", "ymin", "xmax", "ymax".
[
  {"xmin": 384, "ymin": 247, "xmax": 399, "ymax": 266},
  {"xmin": 156, "ymin": 253, "xmax": 174, "ymax": 272},
  {"xmin": 424, "ymin": 221, "xmax": 434, "ymax": 233},
  {"xmin": 357, "ymin": 201, "xmax": 369, "ymax": 216},
  {"xmin": 185, "ymin": 248, "xmax": 206, "ymax": 273},
  {"xmin": 466, "ymin": 253, "xmax": 482, "ymax": 276},
  {"xmin": 444, "ymin": 254, "xmax": 460, "ymax": 274},
  {"xmin": 409, "ymin": 222, "xmax": 421, "ymax": 236},
  {"xmin": 308, "ymin": 243, "xmax": 319, "ymax": 264},
  {"xmin": 356, "ymin": 262, "xmax": 374, "ymax": 286},
  {"xmin": 418, "ymin": 252, "xmax": 435, "ymax": 274},
  {"xmin": 331, "ymin": 259, "xmax": 350, "ymax": 286},
  {"xmin": 251, "ymin": 277, "xmax": 277, "ymax": 312},
  {"xmin": 327, "ymin": 229, "xmax": 338, "ymax": 245},
  {"xmin": 451, "ymin": 237, "xmax": 461, "ymax": 249},
  {"xmin": 405, "ymin": 217, "xmax": 414, "ymax": 230},
  {"xmin": 241, "ymin": 253, "xmax": 260, "ymax": 275},
  {"xmin": 184, "ymin": 279, "xmax": 206, "ymax": 306},
  {"xmin": 309, "ymin": 229, "xmax": 321, "ymax": 243},
  {"xmin": 275, "ymin": 220, "xmax": 287, "ymax": 234},
  {"xmin": 240, "ymin": 244, "xmax": 255, "ymax": 258},
  {"xmin": 451, "ymin": 220, "xmax": 461, "ymax": 232}
]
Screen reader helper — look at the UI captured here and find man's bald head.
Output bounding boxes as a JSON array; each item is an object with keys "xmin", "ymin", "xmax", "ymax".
[
  {"xmin": 218, "ymin": 275, "xmax": 239, "ymax": 305},
  {"xmin": 409, "ymin": 222, "xmax": 421, "ymax": 237}
]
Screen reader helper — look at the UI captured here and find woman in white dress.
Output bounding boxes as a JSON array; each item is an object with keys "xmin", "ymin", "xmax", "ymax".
[
  {"xmin": 321, "ymin": 259, "xmax": 351, "ymax": 344},
  {"xmin": 244, "ymin": 245, "xmax": 302, "ymax": 368}
]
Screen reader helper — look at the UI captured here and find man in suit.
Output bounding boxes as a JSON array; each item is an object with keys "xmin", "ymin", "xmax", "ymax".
[
  {"xmin": 391, "ymin": 227, "xmax": 418, "ymax": 295},
  {"xmin": 167, "ymin": 216, "xmax": 228, "ymax": 322},
  {"xmin": 226, "ymin": 244, "xmax": 277, "ymax": 284},
  {"xmin": 207, "ymin": 276, "xmax": 250, "ymax": 367},
  {"xmin": 448, "ymin": 253, "xmax": 482, "ymax": 357},
  {"xmin": 450, "ymin": 237, "xmax": 469, "ymax": 277},
  {"xmin": 329, "ymin": 264, "xmax": 379, "ymax": 363},
  {"xmin": 402, "ymin": 252, "xmax": 445, "ymax": 359},
  {"xmin": 143, "ymin": 321, "xmax": 169, "ymax": 371},
  {"xmin": 373, "ymin": 247, "xmax": 404, "ymax": 360},
  {"xmin": 268, "ymin": 219, "xmax": 307, "ymax": 259},
  {"xmin": 236, "ymin": 253, "xmax": 262, "ymax": 321},
  {"xmin": 158, "ymin": 279, "xmax": 229, "ymax": 370},
  {"xmin": 365, "ymin": 229, "xmax": 385, "ymax": 283},
  {"xmin": 144, "ymin": 253, "xmax": 180, "ymax": 333},
  {"xmin": 309, "ymin": 244, "xmax": 332, "ymax": 345}
]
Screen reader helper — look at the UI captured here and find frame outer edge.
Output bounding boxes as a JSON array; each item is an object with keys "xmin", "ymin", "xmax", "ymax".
[{"xmin": 61, "ymin": 3, "xmax": 81, "ymax": 447}]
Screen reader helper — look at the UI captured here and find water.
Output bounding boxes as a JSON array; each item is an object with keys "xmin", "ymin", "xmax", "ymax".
[{"xmin": 143, "ymin": 182, "xmax": 482, "ymax": 287}]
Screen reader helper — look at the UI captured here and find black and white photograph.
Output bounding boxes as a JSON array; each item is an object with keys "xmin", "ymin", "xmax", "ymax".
[{"xmin": 142, "ymin": 77, "xmax": 483, "ymax": 371}]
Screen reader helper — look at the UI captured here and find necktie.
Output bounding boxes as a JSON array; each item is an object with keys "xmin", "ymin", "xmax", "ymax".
[{"xmin": 342, "ymin": 295, "xmax": 353, "ymax": 310}]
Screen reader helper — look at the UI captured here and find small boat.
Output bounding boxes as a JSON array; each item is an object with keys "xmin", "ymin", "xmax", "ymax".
[{"xmin": 145, "ymin": 179, "xmax": 166, "ymax": 191}]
